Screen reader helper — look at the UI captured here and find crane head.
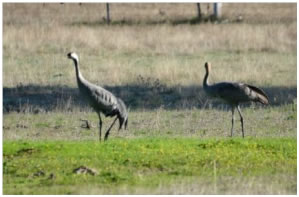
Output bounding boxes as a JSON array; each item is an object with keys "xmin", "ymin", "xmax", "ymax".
[
  {"xmin": 204, "ymin": 62, "xmax": 211, "ymax": 72},
  {"xmin": 67, "ymin": 52, "xmax": 79, "ymax": 62}
]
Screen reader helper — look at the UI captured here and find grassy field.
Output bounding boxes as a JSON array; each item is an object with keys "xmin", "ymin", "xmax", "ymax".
[
  {"xmin": 3, "ymin": 104, "xmax": 296, "ymax": 141},
  {"xmin": 3, "ymin": 3, "xmax": 297, "ymax": 195},
  {"xmin": 3, "ymin": 138, "xmax": 296, "ymax": 194}
]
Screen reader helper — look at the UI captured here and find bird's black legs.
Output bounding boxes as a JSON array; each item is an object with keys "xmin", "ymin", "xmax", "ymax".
[
  {"xmin": 98, "ymin": 114, "xmax": 102, "ymax": 141},
  {"xmin": 236, "ymin": 105, "xmax": 244, "ymax": 138},
  {"xmin": 231, "ymin": 106, "xmax": 235, "ymax": 137},
  {"xmin": 104, "ymin": 117, "xmax": 118, "ymax": 141}
]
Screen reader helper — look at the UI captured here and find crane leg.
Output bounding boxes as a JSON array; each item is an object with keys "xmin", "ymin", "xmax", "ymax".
[
  {"xmin": 104, "ymin": 117, "xmax": 118, "ymax": 141},
  {"xmin": 98, "ymin": 114, "xmax": 102, "ymax": 141},
  {"xmin": 237, "ymin": 105, "xmax": 244, "ymax": 138},
  {"xmin": 231, "ymin": 106, "xmax": 235, "ymax": 137}
]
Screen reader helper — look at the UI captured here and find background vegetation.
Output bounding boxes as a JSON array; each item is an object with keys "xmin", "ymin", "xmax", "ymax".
[{"xmin": 3, "ymin": 3, "xmax": 297, "ymax": 194}]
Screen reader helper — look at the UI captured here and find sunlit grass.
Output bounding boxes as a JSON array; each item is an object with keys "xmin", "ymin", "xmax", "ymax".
[{"xmin": 3, "ymin": 137, "xmax": 296, "ymax": 194}]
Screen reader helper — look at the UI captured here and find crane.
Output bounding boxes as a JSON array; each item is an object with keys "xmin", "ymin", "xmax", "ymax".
[
  {"xmin": 67, "ymin": 52, "xmax": 128, "ymax": 141},
  {"xmin": 203, "ymin": 62, "xmax": 269, "ymax": 138}
]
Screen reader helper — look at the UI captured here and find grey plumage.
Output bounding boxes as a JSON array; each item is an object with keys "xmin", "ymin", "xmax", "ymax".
[
  {"xmin": 67, "ymin": 52, "xmax": 128, "ymax": 141},
  {"xmin": 203, "ymin": 62, "xmax": 269, "ymax": 138}
]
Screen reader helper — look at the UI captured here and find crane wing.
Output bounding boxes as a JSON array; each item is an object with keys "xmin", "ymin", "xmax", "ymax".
[
  {"xmin": 92, "ymin": 87, "xmax": 118, "ymax": 107},
  {"xmin": 212, "ymin": 82, "xmax": 269, "ymax": 105},
  {"xmin": 216, "ymin": 82, "xmax": 249, "ymax": 102}
]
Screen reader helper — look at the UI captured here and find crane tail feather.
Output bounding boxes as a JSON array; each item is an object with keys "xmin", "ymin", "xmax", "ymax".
[
  {"xmin": 257, "ymin": 94, "xmax": 269, "ymax": 105},
  {"xmin": 247, "ymin": 84, "xmax": 269, "ymax": 105}
]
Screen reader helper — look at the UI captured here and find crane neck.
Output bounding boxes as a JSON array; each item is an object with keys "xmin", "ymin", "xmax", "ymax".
[
  {"xmin": 72, "ymin": 58, "xmax": 85, "ymax": 86},
  {"xmin": 203, "ymin": 66, "xmax": 210, "ymax": 89}
]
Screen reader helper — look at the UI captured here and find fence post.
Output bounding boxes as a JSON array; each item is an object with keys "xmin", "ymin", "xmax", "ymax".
[
  {"xmin": 106, "ymin": 3, "xmax": 110, "ymax": 24},
  {"xmin": 213, "ymin": 3, "xmax": 222, "ymax": 19},
  {"xmin": 197, "ymin": 3, "xmax": 202, "ymax": 20}
]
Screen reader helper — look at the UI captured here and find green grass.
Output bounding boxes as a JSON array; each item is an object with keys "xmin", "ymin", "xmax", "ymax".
[{"xmin": 3, "ymin": 137, "xmax": 296, "ymax": 194}]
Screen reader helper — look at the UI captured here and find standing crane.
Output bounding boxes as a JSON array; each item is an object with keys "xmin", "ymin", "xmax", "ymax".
[
  {"xmin": 203, "ymin": 62, "xmax": 269, "ymax": 138},
  {"xmin": 67, "ymin": 52, "xmax": 128, "ymax": 141}
]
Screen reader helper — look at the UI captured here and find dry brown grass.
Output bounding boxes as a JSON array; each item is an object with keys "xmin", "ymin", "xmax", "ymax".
[
  {"xmin": 3, "ymin": 103, "xmax": 296, "ymax": 141},
  {"xmin": 77, "ymin": 174, "xmax": 296, "ymax": 194},
  {"xmin": 3, "ymin": 3, "xmax": 297, "ymax": 107},
  {"xmin": 3, "ymin": 3, "xmax": 296, "ymax": 25}
]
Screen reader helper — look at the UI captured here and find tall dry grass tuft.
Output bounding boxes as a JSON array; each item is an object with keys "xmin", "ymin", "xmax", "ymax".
[{"xmin": 3, "ymin": 3, "xmax": 297, "ymax": 102}]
